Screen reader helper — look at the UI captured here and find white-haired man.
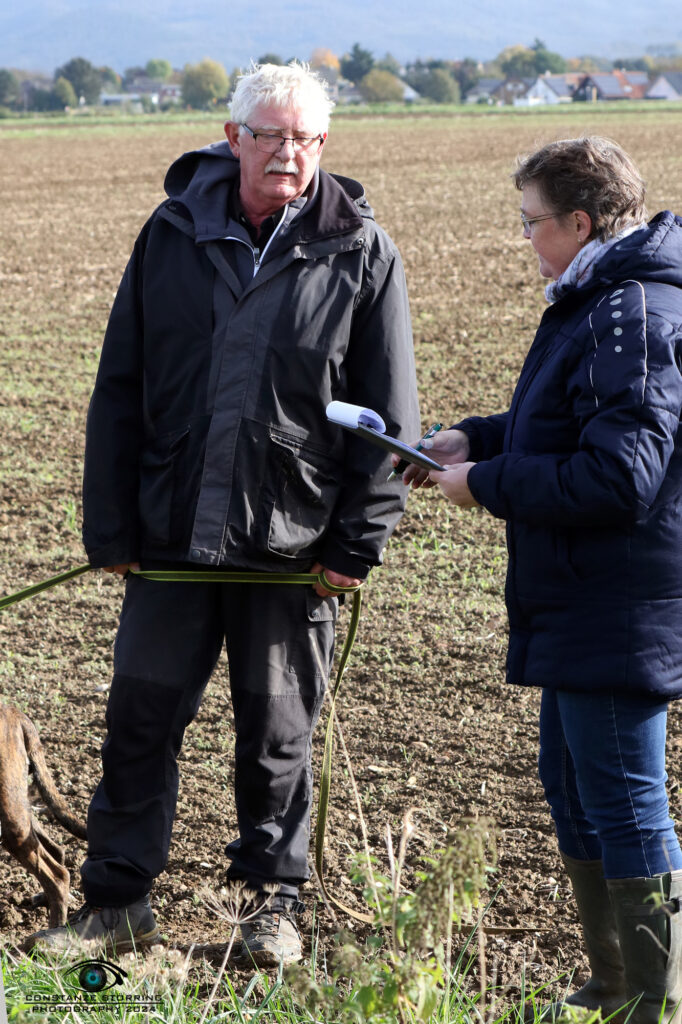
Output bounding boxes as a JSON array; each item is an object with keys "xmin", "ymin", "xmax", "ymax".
[{"xmin": 27, "ymin": 62, "xmax": 419, "ymax": 964}]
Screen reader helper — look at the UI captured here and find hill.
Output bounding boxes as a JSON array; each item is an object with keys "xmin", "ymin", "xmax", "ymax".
[{"xmin": 1, "ymin": 0, "xmax": 680, "ymax": 74}]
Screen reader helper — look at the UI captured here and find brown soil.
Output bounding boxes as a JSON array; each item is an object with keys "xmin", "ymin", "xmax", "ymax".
[{"xmin": 2, "ymin": 109, "xmax": 682, "ymax": 1005}]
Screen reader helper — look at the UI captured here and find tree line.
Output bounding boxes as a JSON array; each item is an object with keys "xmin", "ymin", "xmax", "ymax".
[{"xmin": 1, "ymin": 40, "xmax": 681, "ymax": 114}]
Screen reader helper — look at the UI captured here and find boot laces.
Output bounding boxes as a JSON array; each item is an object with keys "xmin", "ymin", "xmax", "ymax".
[
  {"xmin": 255, "ymin": 912, "xmax": 281, "ymax": 936},
  {"xmin": 68, "ymin": 903, "xmax": 102, "ymax": 925}
]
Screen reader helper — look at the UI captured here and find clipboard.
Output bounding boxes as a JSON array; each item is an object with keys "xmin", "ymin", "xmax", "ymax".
[{"xmin": 326, "ymin": 401, "xmax": 442, "ymax": 472}]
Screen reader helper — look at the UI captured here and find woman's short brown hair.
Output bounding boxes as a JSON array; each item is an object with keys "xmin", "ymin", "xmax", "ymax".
[{"xmin": 513, "ymin": 136, "xmax": 647, "ymax": 240}]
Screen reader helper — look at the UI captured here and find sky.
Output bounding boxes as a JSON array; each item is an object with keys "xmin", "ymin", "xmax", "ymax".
[{"xmin": 1, "ymin": 0, "xmax": 680, "ymax": 74}]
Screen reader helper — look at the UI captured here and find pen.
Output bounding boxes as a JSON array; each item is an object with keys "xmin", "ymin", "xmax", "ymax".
[{"xmin": 387, "ymin": 422, "xmax": 442, "ymax": 481}]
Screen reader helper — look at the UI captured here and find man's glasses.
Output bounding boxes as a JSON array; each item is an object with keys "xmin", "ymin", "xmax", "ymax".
[
  {"xmin": 520, "ymin": 212, "xmax": 556, "ymax": 232},
  {"xmin": 241, "ymin": 124, "xmax": 324, "ymax": 154}
]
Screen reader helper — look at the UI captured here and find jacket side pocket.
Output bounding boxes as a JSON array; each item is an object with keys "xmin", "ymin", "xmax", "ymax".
[{"xmin": 138, "ymin": 427, "xmax": 190, "ymax": 546}]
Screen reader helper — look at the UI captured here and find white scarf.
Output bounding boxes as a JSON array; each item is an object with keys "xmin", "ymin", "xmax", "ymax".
[{"xmin": 545, "ymin": 222, "xmax": 645, "ymax": 303}]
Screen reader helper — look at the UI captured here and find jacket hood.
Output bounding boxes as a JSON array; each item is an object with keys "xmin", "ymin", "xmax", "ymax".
[
  {"xmin": 592, "ymin": 211, "xmax": 682, "ymax": 290},
  {"xmin": 163, "ymin": 139, "xmax": 372, "ymax": 239},
  {"xmin": 164, "ymin": 140, "xmax": 239, "ymax": 238}
]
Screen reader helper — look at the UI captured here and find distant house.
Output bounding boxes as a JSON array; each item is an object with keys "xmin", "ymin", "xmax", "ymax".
[
  {"xmin": 647, "ymin": 71, "xmax": 682, "ymax": 100},
  {"xmin": 402, "ymin": 82, "xmax": 420, "ymax": 103},
  {"xmin": 336, "ymin": 80, "xmax": 365, "ymax": 104},
  {"xmin": 331, "ymin": 75, "xmax": 416, "ymax": 105},
  {"xmin": 124, "ymin": 74, "xmax": 165, "ymax": 94},
  {"xmin": 464, "ymin": 77, "xmax": 505, "ymax": 104},
  {"xmin": 463, "ymin": 77, "xmax": 533, "ymax": 105},
  {"xmin": 495, "ymin": 77, "xmax": 536, "ymax": 105},
  {"xmin": 159, "ymin": 84, "xmax": 182, "ymax": 105},
  {"xmin": 574, "ymin": 70, "xmax": 650, "ymax": 102},
  {"xmin": 101, "ymin": 73, "xmax": 184, "ymax": 110},
  {"xmin": 314, "ymin": 65, "xmax": 340, "ymax": 102},
  {"xmin": 100, "ymin": 92, "xmax": 150, "ymax": 111},
  {"xmin": 514, "ymin": 72, "xmax": 584, "ymax": 106},
  {"xmin": 18, "ymin": 72, "xmax": 53, "ymax": 109}
]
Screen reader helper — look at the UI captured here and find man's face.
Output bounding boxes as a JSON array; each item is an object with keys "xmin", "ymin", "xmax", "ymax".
[{"xmin": 224, "ymin": 100, "xmax": 326, "ymax": 222}]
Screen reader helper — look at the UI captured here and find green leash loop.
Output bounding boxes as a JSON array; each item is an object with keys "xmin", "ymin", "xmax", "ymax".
[
  {"xmin": 0, "ymin": 564, "xmax": 361, "ymax": 609},
  {"xmin": 129, "ymin": 567, "xmax": 359, "ymax": 594},
  {"xmin": 0, "ymin": 561, "xmax": 367, "ymax": 919}
]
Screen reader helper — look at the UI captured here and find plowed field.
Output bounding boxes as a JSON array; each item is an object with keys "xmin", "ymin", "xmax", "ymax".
[{"xmin": 2, "ymin": 107, "xmax": 682, "ymax": 1001}]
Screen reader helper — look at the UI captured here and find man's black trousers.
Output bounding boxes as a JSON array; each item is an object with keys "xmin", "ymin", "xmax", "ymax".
[{"xmin": 81, "ymin": 574, "xmax": 337, "ymax": 906}]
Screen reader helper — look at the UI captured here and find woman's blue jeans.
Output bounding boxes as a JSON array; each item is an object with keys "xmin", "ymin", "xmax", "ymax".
[{"xmin": 539, "ymin": 688, "xmax": 682, "ymax": 878}]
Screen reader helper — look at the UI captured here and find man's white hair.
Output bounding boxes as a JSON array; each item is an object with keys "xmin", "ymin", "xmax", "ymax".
[{"xmin": 229, "ymin": 61, "xmax": 334, "ymax": 133}]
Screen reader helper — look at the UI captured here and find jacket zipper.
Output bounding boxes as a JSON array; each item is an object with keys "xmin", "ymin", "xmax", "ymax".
[{"xmin": 223, "ymin": 218, "xmax": 280, "ymax": 277}]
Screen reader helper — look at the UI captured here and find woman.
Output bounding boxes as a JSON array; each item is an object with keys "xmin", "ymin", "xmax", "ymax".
[{"xmin": 404, "ymin": 137, "xmax": 682, "ymax": 1022}]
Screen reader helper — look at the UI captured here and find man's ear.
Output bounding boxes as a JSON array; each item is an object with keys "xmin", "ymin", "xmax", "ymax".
[{"xmin": 224, "ymin": 121, "xmax": 240, "ymax": 156}]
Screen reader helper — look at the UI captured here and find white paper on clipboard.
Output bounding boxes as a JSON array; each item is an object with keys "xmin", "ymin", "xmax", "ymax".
[
  {"xmin": 325, "ymin": 401, "xmax": 442, "ymax": 472},
  {"xmin": 325, "ymin": 401, "xmax": 386, "ymax": 432}
]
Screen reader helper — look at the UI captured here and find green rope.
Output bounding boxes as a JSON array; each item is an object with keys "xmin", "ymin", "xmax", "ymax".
[
  {"xmin": 0, "ymin": 561, "xmax": 367, "ymax": 919},
  {"xmin": 130, "ymin": 568, "xmax": 356, "ymax": 592},
  {"xmin": 314, "ymin": 583, "xmax": 373, "ymax": 922},
  {"xmin": 0, "ymin": 563, "xmax": 92, "ymax": 610},
  {"xmin": 0, "ymin": 564, "xmax": 360, "ymax": 608}
]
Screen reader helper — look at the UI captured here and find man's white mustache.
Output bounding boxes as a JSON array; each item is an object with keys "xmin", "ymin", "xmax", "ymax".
[{"xmin": 265, "ymin": 157, "xmax": 299, "ymax": 174}]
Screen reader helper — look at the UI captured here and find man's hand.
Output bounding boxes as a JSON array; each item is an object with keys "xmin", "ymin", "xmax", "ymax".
[
  {"xmin": 393, "ymin": 428, "xmax": 471, "ymax": 489},
  {"xmin": 103, "ymin": 562, "xmax": 140, "ymax": 577},
  {"xmin": 429, "ymin": 463, "xmax": 479, "ymax": 507},
  {"xmin": 310, "ymin": 562, "xmax": 363, "ymax": 597}
]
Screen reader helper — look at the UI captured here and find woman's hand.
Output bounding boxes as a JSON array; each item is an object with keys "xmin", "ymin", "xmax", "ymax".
[
  {"xmin": 394, "ymin": 428, "xmax": 471, "ymax": 489},
  {"xmin": 429, "ymin": 462, "xmax": 478, "ymax": 507}
]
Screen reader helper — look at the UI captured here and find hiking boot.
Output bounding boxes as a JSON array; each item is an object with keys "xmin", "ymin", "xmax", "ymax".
[
  {"xmin": 239, "ymin": 902, "xmax": 303, "ymax": 967},
  {"xmin": 24, "ymin": 897, "xmax": 160, "ymax": 954}
]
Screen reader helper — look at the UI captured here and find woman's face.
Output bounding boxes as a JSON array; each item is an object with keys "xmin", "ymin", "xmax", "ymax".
[{"xmin": 521, "ymin": 182, "xmax": 586, "ymax": 281}]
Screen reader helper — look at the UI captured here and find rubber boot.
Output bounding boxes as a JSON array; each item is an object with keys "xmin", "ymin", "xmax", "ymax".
[
  {"xmin": 560, "ymin": 852, "xmax": 627, "ymax": 1015},
  {"xmin": 527, "ymin": 854, "xmax": 627, "ymax": 1022},
  {"xmin": 607, "ymin": 870, "xmax": 682, "ymax": 1024}
]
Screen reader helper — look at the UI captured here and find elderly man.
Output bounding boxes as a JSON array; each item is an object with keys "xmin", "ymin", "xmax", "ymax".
[{"xmin": 28, "ymin": 62, "xmax": 419, "ymax": 964}]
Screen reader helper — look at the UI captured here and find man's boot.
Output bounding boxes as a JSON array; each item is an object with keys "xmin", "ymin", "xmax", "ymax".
[
  {"xmin": 560, "ymin": 852, "xmax": 627, "ymax": 1015},
  {"xmin": 607, "ymin": 870, "xmax": 682, "ymax": 1024},
  {"xmin": 23, "ymin": 897, "xmax": 160, "ymax": 954},
  {"xmin": 238, "ymin": 896, "xmax": 304, "ymax": 968}
]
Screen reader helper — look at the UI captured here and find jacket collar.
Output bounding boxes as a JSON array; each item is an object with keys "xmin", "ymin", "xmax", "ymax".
[{"xmin": 163, "ymin": 140, "xmax": 367, "ymax": 245}]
